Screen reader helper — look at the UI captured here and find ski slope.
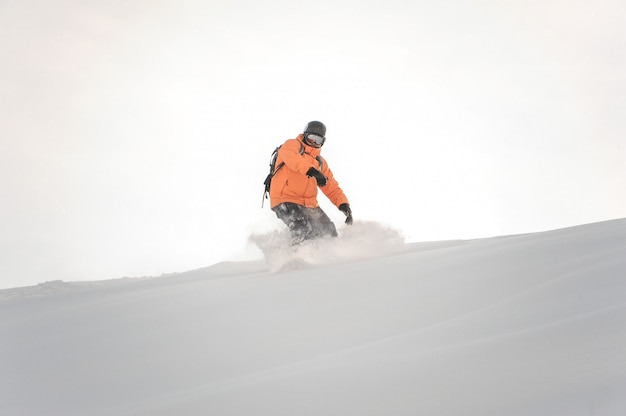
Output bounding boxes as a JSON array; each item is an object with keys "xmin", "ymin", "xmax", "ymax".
[{"xmin": 1, "ymin": 219, "xmax": 626, "ymax": 415}]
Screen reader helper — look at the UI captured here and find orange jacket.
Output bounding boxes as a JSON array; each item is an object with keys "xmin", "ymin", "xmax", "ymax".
[{"xmin": 269, "ymin": 135, "xmax": 349, "ymax": 209}]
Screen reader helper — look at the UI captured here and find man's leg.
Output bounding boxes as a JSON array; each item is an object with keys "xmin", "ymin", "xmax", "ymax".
[
  {"xmin": 305, "ymin": 207, "xmax": 338, "ymax": 239},
  {"xmin": 272, "ymin": 202, "xmax": 312, "ymax": 245}
]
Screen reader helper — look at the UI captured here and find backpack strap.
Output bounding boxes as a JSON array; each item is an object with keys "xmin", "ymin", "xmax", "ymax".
[{"xmin": 315, "ymin": 155, "xmax": 324, "ymax": 171}]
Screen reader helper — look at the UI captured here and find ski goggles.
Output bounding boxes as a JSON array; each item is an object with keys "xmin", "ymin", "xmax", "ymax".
[{"xmin": 304, "ymin": 133, "xmax": 325, "ymax": 147}]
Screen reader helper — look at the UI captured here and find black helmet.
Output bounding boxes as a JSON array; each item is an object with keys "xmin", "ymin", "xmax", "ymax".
[{"xmin": 304, "ymin": 121, "xmax": 326, "ymax": 137}]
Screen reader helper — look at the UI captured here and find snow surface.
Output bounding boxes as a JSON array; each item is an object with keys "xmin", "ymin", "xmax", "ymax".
[{"xmin": 1, "ymin": 219, "xmax": 626, "ymax": 416}]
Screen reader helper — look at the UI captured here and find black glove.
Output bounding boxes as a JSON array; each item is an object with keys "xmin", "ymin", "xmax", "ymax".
[
  {"xmin": 339, "ymin": 203, "xmax": 353, "ymax": 225},
  {"xmin": 306, "ymin": 167, "xmax": 327, "ymax": 187}
]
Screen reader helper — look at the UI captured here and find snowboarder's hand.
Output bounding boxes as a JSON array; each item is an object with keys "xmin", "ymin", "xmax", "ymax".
[
  {"xmin": 339, "ymin": 203, "xmax": 353, "ymax": 225},
  {"xmin": 306, "ymin": 167, "xmax": 327, "ymax": 187}
]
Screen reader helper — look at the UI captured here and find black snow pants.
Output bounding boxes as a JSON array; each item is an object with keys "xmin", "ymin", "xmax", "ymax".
[{"xmin": 272, "ymin": 202, "xmax": 338, "ymax": 245}]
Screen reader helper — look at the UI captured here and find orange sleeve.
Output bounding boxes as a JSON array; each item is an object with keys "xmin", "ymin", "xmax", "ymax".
[
  {"xmin": 319, "ymin": 160, "xmax": 349, "ymax": 208},
  {"xmin": 278, "ymin": 139, "xmax": 318, "ymax": 176}
]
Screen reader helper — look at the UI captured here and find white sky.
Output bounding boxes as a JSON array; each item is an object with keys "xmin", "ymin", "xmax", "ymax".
[{"xmin": 1, "ymin": 0, "xmax": 625, "ymax": 289}]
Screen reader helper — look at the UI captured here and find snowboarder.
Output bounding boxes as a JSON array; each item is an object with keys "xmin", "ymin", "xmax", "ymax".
[{"xmin": 269, "ymin": 121, "xmax": 353, "ymax": 245}]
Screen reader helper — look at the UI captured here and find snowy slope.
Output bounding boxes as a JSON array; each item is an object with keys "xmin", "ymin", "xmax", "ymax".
[{"xmin": 1, "ymin": 219, "xmax": 626, "ymax": 416}]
